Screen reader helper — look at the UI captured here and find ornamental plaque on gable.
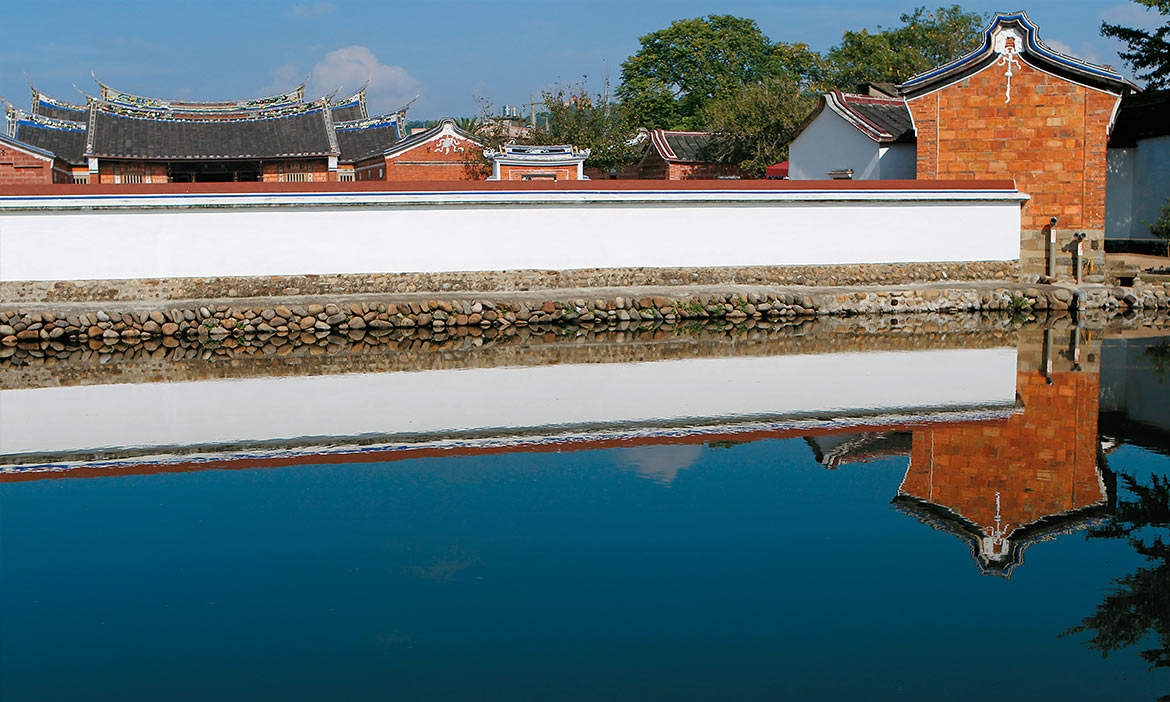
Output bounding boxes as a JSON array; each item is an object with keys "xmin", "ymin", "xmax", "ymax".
[
  {"xmin": 433, "ymin": 134, "xmax": 466, "ymax": 155},
  {"xmin": 992, "ymin": 26, "xmax": 1025, "ymax": 103}
]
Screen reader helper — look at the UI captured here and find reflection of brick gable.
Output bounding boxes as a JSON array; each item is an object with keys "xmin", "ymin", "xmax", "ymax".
[{"xmin": 899, "ymin": 369, "xmax": 1104, "ymax": 572}]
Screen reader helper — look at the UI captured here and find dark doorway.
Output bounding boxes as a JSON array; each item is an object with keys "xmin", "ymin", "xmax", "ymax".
[{"xmin": 169, "ymin": 161, "xmax": 262, "ymax": 182}]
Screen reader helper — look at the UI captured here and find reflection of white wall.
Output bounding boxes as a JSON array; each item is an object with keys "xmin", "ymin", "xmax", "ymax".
[
  {"xmin": 1106, "ymin": 137, "xmax": 1170, "ymax": 241},
  {"xmin": 790, "ymin": 110, "xmax": 881, "ymax": 180},
  {"xmin": 0, "ymin": 348, "xmax": 1017, "ymax": 457},
  {"xmin": 0, "ymin": 190, "xmax": 1025, "ymax": 281}
]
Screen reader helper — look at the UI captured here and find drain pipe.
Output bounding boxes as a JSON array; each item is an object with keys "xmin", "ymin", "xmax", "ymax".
[
  {"xmin": 1073, "ymin": 232, "xmax": 1087, "ymax": 284},
  {"xmin": 1045, "ymin": 217, "xmax": 1057, "ymax": 279}
]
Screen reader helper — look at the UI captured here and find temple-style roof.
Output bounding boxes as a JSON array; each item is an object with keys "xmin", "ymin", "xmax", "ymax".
[
  {"xmin": 28, "ymin": 84, "xmax": 87, "ymax": 123},
  {"xmin": 93, "ymin": 74, "xmax": 309, "ymax": 115},
  {"xmin": 483, "ymin": 143, "xmax": 590, "ymax": 162},
  {"xmin": 899, "ymin": 11, "xmax": 1138, "ymax": 98},
  {"xmin": 335, "ymin": 114, "xmax": 403, "ymax": 163},
  {"xmin": 5, "ymin": 108, "xmax": 87, "ymax": 165},
  {"xmin": 86, "ymin": 103, "xmax": 337, "ymax": 160},
  {"xmin": 330, "ymin": 87, "xmax": 368, "ymax": 123}
]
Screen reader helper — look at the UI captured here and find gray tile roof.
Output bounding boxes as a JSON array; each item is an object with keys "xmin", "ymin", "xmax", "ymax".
[
  {"xmin": 35, "ymin": 100, "xmax": 87, "ymax": 123},
  {"xmin": 13, "ymin": 119, "xmax": 87, "ymax": 165},
  {"xmin": 651, "ymin": 130, "xmax": 734, "ymax": 163},
  {"xmin": 336, "ymin": 119, "xmax": 401, "ymax": 163},
  {"xmin": 841, "ymin": 96, "xmax": 915, "ymax": 143},
  {"xmin": 88, "ymin": 108, "xmax": 336, "ymax": 160}
]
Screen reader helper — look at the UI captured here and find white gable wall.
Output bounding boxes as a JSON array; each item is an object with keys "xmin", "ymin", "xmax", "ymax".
[{"xmin": 790, "ymin": 109, "xmax": 882, "ymax": 180}]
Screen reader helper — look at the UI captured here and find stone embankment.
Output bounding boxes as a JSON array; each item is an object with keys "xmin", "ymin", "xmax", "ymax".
[{"xmin": 2, "ymin": 281, "xmax": 1168, "ymax": 349}]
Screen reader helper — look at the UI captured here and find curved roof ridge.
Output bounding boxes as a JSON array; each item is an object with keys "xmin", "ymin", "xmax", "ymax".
[
  {"xmin": 899, "ymin": 11, "xmax": 1137, "ymax": 97},
  {"xmin": 91, "ymin": 72, "xmax": 310, "ymax": 112},
  {"xmin": 87, "ymin": 95, "xmax": 332, "ymax": 122}
]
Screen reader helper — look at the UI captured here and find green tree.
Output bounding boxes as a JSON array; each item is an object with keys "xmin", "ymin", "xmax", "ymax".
[
  {"xmin": 1102, "ymin": 0, "xmax": 1170, "ymax": 89},
  {"xmin": 704, "ymin": 75, "xmax": 816, "ymax": 177},
  {"xmin": 824, "ymin": 5, "xmax": 987, "ymax": 89},
  {"xmin": 529, "ymin": 82, "xmax": 643, "ymax": 172},
  {"xmin": 617, "ymin": 15, "xmax": 823, "ymax": 130}
]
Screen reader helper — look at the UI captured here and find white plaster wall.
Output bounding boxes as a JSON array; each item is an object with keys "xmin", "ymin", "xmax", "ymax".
[
  {"xmin": 0, "ymin": 347, "xmax": 1017, "ymax": 458},
  {"xmin": 878, "ymin": 143, "xmax": 917, "ymax": 179},
  {"xmin": 1106, "ymin": 147, "xmax": 1135, "ymax": 238},
  {"xmin": 789, "ymin": 110, "xmax": 882, "ymax": 180},
  {"xmin": 1133, "ymin": 135, "xmax": 1170, "ymax": 241},
  {"xmin": 0, "ymin": 191, "xmax": 1024, "ymax": 282}
]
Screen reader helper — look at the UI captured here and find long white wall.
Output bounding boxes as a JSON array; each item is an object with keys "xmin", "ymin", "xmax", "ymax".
[
  {"xmin": 0, "ymin": 347, "xmax": 1017, "ymax": 462},
  {"xmin": 0, "ymin": 188, "xmax": 1026, "ymax": 282}
]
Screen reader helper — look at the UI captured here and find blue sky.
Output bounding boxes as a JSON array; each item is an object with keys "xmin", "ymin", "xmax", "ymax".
[{"xmin": 0, "ymin": 1, "xmax": 1161, "ymax": 122}]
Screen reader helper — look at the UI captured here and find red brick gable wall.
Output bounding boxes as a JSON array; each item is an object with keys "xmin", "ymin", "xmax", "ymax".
[
  {"xmin": 0, "ymin": 143, "xmax": 55, "ymax": 185},
  {"xmin": 907, "ymin": 59, "xmax": 1120, "ymax": 278},
  {"xmin": 497, "ymin": 163, "xmax": 581, "ymax": 181},
  {"xmin": 381, "ymin": 134, "xmax": 484, "ymax": 181}
]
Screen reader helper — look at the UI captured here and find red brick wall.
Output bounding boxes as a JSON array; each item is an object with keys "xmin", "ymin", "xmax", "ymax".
[
  {"xmin": 260, "ymin": 159, "xmax": 332, "ymax": 183},
  {"xmin": 901, "ymin": 368, "xmax": 1102, "ymax": 536},
  {"xmin": 907, "ymin": 59, "xmax": 1120, "ymax": 278},
  {"xmin": 0, "ymin": 144, "xmax": 54, "ymax": 185},
  {"xmin": 497, "ymin": 164, "xmax": 580, "ymax": 181},
  {"xmin": 638, "ymin": 149, "xmax": 749, "ymax": 180}
]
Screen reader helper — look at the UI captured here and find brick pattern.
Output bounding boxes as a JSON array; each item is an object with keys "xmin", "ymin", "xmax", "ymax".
[
  {"xmin": 638, "ymin": 148, "xmax": 748, "ymax": 180},
  {"xmin": 902, "ymin": 368, "xmax": 1102, "ymax": 540},
  {"xmin": 497, "ymin": 164, "xmax": 580, "ymax": 181},
  {"xmin": 354, "ymin": 135, "xmax": 484, "ymax": 182},
  {"xmin": 0, "ymin": 144, "xmax": 54, "ymax": 185},
  {"xmin": 907, "ymin": 59, "xmax": 1120, "ymax": 278}
]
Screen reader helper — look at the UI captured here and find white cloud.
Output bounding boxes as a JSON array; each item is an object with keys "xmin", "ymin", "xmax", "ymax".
[
  {"xmin": 1101, "ymin": 2, "xmax": 1164, "ymax": 30},
  {"xmin": 292, "ymin": 2, "xmax": 335, "ymax": 19},
  {"xmin": 309, "ymin": 45, "xmax": 419, "ymax": 113},
  {"xmin": 1045, "ymin": 38, "xmax": 1105, "ymax": 66}
]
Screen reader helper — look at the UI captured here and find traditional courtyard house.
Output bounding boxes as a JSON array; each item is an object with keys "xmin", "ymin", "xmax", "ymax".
[
  {"xmin": 354, "ymin": 119, "xmax": 484, "ymax": 181},
  {"xmin": 1104, "ymin": 90, "xmax": 1170, "ymax": 246},
  {"xmin": 900, "ymin": 11, "xmax": 1136, "ymax": 279},
  {"xmin": 637, "ymin": 129, "xmax": 747, "ymax": 180},
  {"xmin": 483, "ymin": 143, "xmax": 590, "ymax": 181},
  {"xmin": 787, "ymin": 89, "xmax": 916, "ymax": 180},
  {"xmin": 894, "ymin": 339, "xmax": 1107, "ymax": 577},
  {"xmin": 0, "ymin": 78, "xmax": 421, "ymax": 184}
]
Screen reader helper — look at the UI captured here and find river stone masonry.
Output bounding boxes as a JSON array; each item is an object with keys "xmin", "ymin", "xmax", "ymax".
[{"xmin": 1, "ymin": 282, "xmax": 1168, "ymax": 348}]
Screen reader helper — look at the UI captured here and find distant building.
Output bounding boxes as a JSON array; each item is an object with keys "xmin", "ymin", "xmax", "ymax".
[
  {"xmin": 638, "ymin": 129, "xmax": 747, "ymax": 180},
  {"xmin": 788, "ymin": 90, "xmax": 916, "ymax": 180},
  {"xmin": 788, "ymin": 12, "xmax": 1138, "ymax": 279},
  {"xmin": 356, "ymin": 119, "xmax": 484, "ymax": 182},
  {"xmin": 1, "ymin": 78, "xmax": 489, "ymax": 184},
  {"xmin": 484, "ymin": 143, "xmax": 590, "ymax": 181}
]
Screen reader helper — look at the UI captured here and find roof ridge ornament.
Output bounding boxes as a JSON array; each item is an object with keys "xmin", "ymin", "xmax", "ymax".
[{"xmin": 994, "ymin": 31, "xmax": 1023, "ymax": 103}]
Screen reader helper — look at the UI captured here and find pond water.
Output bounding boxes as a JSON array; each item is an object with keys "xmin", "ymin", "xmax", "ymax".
[{"xmin": 2, "ymin": 316, "xmax": 1168, "ymax": 701}]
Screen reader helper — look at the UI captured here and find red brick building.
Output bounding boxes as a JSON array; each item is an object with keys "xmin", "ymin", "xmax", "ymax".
[
  {"xmin": 638, "ymin": 129, "xmax": 748, "ymax": 180},
  {"xmin": 2, "ymin": 79, "xmax": 487, "ymax": 184},
  {"xmin": 484, "ymin": 143, "xmax": 590, "ymax": 181},
  {"xmin": 900, "ymin": 12, "xmax": 1137, "ymax": 279},
  {"xmin": 353, "ymin": 119, "xmax": 484, "ymax": 182}
]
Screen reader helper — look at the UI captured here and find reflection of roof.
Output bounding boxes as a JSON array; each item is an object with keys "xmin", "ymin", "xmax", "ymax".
[
  {"xmin": 804, "ymin": 432, "xmax": 910, "ymax": 468},
  {"xmin": 891, "ymin": 489, "xmax": 1110, "ymax": 577},
  {"xmin": 87, "ymin": 104, "xmax": 337, "ymax": 160},
  {"xmin": 899, "ymin": 11, "xmax": 1137, "ymax": 98},
  {"xmin": 1109, "ymin": 90, "xmax": 1170, "ymax": 147}
]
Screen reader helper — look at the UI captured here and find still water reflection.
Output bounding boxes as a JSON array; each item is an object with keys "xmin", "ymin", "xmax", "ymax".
[{"xmin": 1, "ymin": 316, "xmax": 1168, "ymax": 701}]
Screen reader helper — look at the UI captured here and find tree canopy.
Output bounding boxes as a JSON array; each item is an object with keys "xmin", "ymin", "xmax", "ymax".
[
  {"xmin": 1102, "ymin": 0, "xmax": 1170, "ymax": 89},
  {"xmin": 529, "ymin": 83, "xmax": 643, "ymax": 172},
  {"xmin": 823, "ymin": 5, "xmax": 987, "ymax": 89},
  {"xmin": 703, "ymin": 76, "xmax": 816, "ymax": 177},
  {"xmin": 617, "ymin": 15, "xmax": 822, "ymax": 130}
]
